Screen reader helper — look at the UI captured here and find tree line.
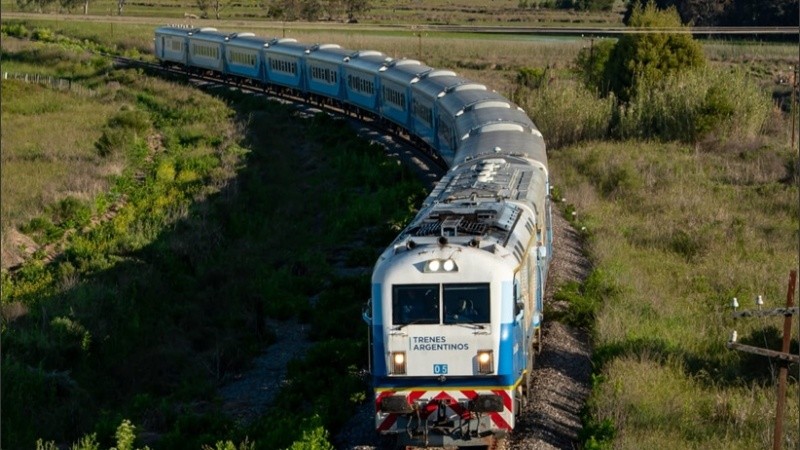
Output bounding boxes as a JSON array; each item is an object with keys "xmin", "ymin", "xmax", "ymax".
[{"xmin": 622, "ymin": 0, "xmax": 799, "ymax": 27}]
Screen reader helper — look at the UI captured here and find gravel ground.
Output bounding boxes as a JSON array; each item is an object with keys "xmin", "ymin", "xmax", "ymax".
[
  {"xmin": 504, "ymin": 207, "xmax": 594, "ymax": 450},
  {"xmin": 218, "ymin": 318, "xmax": 312, "ymax": 425}
]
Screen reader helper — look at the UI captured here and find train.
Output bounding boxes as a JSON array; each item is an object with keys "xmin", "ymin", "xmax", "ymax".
[{"xmin": 154, "ymin": 25, "xmax": 552, "ymax": 447}]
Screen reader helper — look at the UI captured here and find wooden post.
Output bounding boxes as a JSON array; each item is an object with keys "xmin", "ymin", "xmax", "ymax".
[
  {"xmin": 791, "ymin": 66, "xmax": 796, "ymax": 151},
  {"xmin": 773, "ymin": 270, "xmax": 796, "ymax": 450}
]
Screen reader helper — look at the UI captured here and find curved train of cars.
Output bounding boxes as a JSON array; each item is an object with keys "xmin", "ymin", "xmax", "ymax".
[{"xmin": 155, "ymin": 25, "xmax": 553, "ymax": 447}]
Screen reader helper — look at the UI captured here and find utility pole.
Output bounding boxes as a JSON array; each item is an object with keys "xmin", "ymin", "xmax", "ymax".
[
  {"xmin": 727, "ymin": 271, "xmax": 798, "ymax": 450},
  {"xmin": 790, "ymin": 66, "xmax": 796, "ymax": 151}
]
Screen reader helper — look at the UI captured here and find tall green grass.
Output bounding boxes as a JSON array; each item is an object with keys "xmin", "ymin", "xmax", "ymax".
[
  {"xmin": 616, "ymin": 67, "xmax": 773, "ymax": 143},
  {"xmin": 512, "ymin": 78, "xmax": 614, "ymax": 149},
  {"xmin": 553, "ymin": 137, "xmax": 798, "ymax": 449}
]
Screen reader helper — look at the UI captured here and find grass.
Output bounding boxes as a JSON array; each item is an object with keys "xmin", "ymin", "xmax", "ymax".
[
  {"xmin": 550, "ymin": 137, "xmax": 798, "ymax": 448},
  {"xmin": 0, "ymin": 42, "xmax": 122, "ymax": 233},
  {"xmin": 1, "ymin": 23, "xmax": 427, "ymax": 450},
  {"xmin": 0, "ymin": 0, "xmax": 625, "ymax": 26}
]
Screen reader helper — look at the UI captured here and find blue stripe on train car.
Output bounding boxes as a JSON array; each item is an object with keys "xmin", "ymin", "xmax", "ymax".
[
  {"xmin": 305, "ymin": 44, "xmax": 350, "ymax": 100},
  {"xmin": 264, "ymin": 38, "xmax": 307, "ymax": 90},
  {"xmin": 225, "ymin": 33, "xmax": 271, "ymax": 80},
  {"xmin": 343, "ymin": 50, "xmax": 387, "ymax": 113}
]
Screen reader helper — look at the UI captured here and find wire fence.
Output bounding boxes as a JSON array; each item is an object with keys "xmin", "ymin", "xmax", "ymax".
[{"xmin": 2, "ymin": 71, "xmax": 98, "ymax": 97}]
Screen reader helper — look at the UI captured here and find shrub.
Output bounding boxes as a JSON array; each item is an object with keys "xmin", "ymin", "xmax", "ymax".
[
  {"xmin": 96, "ymin": 109, "xmax": 151, "ymax": 158},
  {"xmin": 109, "ymin": 109, "xmax": 151, "ymax": 135},
  {"xmin": 51, "ymin": 196, "xmax": 92, "ymax": 229},
  {"xmin": 604, "ymin": 3, "xmax": 705, "ymax": 102},
  {"xmin": 615, "ymin": 67, "xmax": 771, "ymax": 143},
  {"xmin": 1, "ymin": 23, "xmax": 30, "ymax": 38},
  {"xmin": 575, "ymin": 39, "xmax": 615, "ymax": 94},
  {"xmin": 20, "ymin": 216, "xmax": 63, "ymax": 243},
  {"xmin": 516, "ymin": 66, "xmax": 548, "ymax": 89}
]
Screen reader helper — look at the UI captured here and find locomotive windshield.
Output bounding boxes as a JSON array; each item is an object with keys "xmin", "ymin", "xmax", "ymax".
[
  {"xmin": 392, "ymin": 283, "xmax": 490, "ymax": 325},
  {"xmin": 443, "ymin": 283, "xmax": 490, "ymax": 324},
  {"xmin": 392, "ymin": 284, "xmax": 440, "ymax": 325}
]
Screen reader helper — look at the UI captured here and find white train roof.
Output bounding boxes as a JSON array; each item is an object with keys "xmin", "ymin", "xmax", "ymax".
[
  {"xmin": 381, "ymin": 154, "xmax": 547, "ymax": 266},
  {"xmin": 437, "ymin": 89, "xmax": 508, "ymax": 117},
  {"xmin": 305, "ymin": 44, "xmax": 352, "ymax": 64},
  {"xmin": 412, "ymin": 73, "xmax": 469, "ymax": 99},
  {"xmin": 454, "ymin": 127, "xmax": 545, "ymax": 167},
  {"xmin": 456, "ymin": 107, "xmax": 534, "ymax": 141}
]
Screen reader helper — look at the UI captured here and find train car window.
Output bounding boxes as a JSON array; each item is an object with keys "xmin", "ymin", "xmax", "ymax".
[
  {"xmin": 443, "ymin": 283, "xmax": 490, "ymax": 324},
  {"xmin": 392, "ymin": 285, "xmax": 439, "ymax": 325}
]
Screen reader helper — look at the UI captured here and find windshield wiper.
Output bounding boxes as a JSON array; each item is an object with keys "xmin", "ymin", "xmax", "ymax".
[
  {"xmin": 392, "ymin": 319, "xmax": 430, "ymax": 331},
  {"xmin": 449, "ymin": 322, "xmax": 486, "ymax": 330}
]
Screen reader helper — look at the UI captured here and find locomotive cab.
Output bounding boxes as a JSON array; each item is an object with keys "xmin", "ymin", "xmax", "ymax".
[{"xmin": 367, "ymin": 153, "xmax": 550, "ymax": 447}]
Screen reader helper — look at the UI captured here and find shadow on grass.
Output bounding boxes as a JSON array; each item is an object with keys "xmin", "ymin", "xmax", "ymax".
[
  {"xmin": 593, "ymin": 327, "xmax": 799, "ymax": 389},
  {"xmin": 3, "ymin": 76, "xmax": 425, "ymax": 449}
]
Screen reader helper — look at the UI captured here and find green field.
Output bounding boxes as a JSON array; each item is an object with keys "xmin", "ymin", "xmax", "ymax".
[
  {"xmin": 0, "ymin": 0, "xmax": 627, "ymax": 26},
  {"xmin": 1, "ymin": 13, "xmax": 799, "ymax": 450}
]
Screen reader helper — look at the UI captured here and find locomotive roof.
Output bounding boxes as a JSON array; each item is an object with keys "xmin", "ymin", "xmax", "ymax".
[
  {"xmin": 225, "ymin": 33, "xmax": 275, "ymax": 50},
  {"xmin": 186, "ymin": 28, "xmax": 228, "ymax": 43},
  {"xmin": 264, "ymin": 39, "xmax": 309, "ymax": 57},
  {"xmin": 155, "ymin": 26, "xmax": 196, "ymax": 36},
  {"xmin": 455, "ymin": 127, "xmax": 545, "ymax": 167},
  {"xmin": 388, "ymin": 155, "xmax": 547, "ymax": 264},
  {"xmin": 425, "ymin": 155, "xmax": 545, "ymax": 207},
  {"xmin": 225, "ymin": 33, "xmax": 273, "ymax": 49}
]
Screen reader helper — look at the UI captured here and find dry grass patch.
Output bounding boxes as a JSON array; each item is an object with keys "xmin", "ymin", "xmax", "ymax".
[{"xmin": 1, "ymin": 80, "xmax": 120, "ymax": 229}]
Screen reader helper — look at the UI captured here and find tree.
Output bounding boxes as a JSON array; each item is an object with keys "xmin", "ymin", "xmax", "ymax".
[
  {"xmin": 725, "ymin": 0, "xmax": 798, "ymax": 26},
  {"xmin": 210, "ymin": 0, "xmax": 228, "ymax": 19},
  {"xmin": 604, "ymin": 3, "xmax": 705, "ymax": 102},
  {"xmin": 623, "ymin": 0, "xmax": 798, "ymax": 27},
  {"xmin": 343, "ymin": 0, "xmax": 369, "ymax": 21},
  {"xmin": 575, "ymin": 38, "xmax": 616, "ymax": 93},
  {"xmin": 15, "ymin": 0, "xmax": 55, "ymax": 12},
  {"xmin": 268, "ymin": 0, "xmax": 301, "ymax": 20},
  {"xmin": 197, "ymin": 0, "xmax": 210, "ymax": 18},
  {"xmin": 58, "ymin": 0, "xmax": 84, "ymax": 13}
]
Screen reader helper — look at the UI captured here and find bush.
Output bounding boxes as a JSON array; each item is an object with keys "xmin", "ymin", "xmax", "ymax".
[
  {"xmin": 615, "ymin": 67, "xmax": 771, "ymax": 143},
  {"xmin": 20, "ymin": 216, "xmax": 63, "ymax": 243},
  {"xmin": 1, "ymin": 23, "xmax": 30, "ymax": 38},
  {"xmin": 51, "ymin": 196, "xmax": 92, "ymax": 229},
  {"xmin": 575, "ymin": 39, "xmax": 615, "ymax": 94},
  {"xmin": 96, "ymin": 109, "xmax": 151, "ymax": 158},
  {"xmin": 516, "ymin": 66, "xmax": 548, "ymax": 89},
  {"xmin": 603, "ymin": 3, "xmax": 705, "ymax": 102}
]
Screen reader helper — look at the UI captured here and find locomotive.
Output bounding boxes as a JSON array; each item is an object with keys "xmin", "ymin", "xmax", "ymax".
[{"xmin": 154, "ymin": 25, "xmax": 552, "ymax": 447}]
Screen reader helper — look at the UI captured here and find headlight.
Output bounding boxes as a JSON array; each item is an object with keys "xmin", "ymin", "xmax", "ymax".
[
  {"xmin": 477, "ymin": 350, "xmax": 493, "ymax": 374},
  {"xmin": 424, "ymin": 258, "xmax": 458, "ymax": 273},
  {"xmin": 442, "ymin": 259, "xmax": 455, "ymax": 271},
  {"xmin": 391, "ymin": 351, "xmax": 406, "ymax": 375}
]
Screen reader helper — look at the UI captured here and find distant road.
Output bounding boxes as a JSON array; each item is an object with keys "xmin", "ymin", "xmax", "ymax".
[{"xmin": 1, "ymin": 12, "xmax": 797, "ymax": 37}]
